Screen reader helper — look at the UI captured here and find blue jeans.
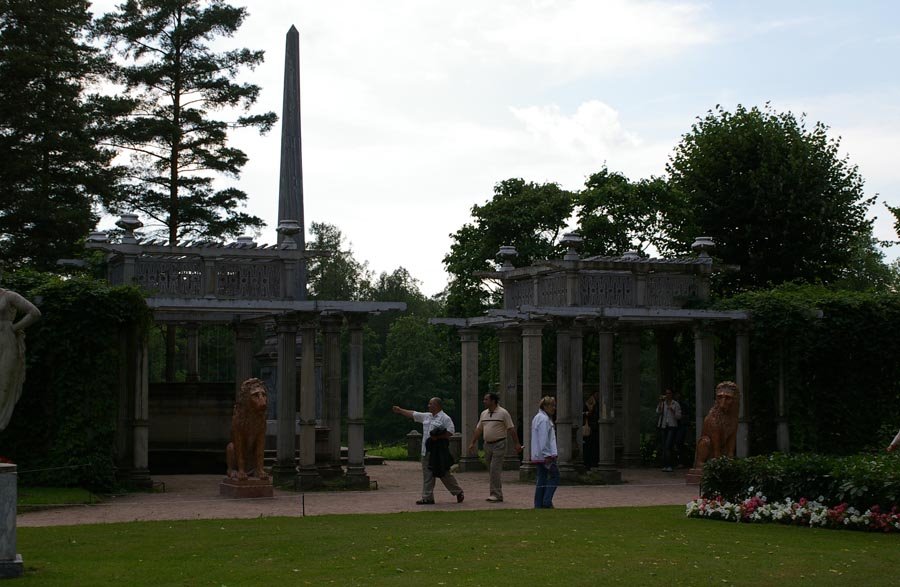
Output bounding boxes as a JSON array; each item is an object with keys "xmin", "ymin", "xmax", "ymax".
[{"xmin": 534, "ymin": 461, "xmax": 559, "ymax": 508}]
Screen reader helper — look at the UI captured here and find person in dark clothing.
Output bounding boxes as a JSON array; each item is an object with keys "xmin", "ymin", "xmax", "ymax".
[{"xmin": 582, "ymin": 391, "xmax": 600, "ymax": 470}]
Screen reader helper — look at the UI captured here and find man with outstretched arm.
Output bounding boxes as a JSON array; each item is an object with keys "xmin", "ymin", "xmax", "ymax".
[
  {"xmin": 468, "ymin": 392, "xmax": 522, "ymax": 502},
  {"xmin": 393, "ymin": 397, "xmax": 465, "ymax": 505}
]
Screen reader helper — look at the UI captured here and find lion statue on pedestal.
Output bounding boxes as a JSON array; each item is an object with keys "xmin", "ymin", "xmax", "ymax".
[
  {"xmin": 226, "ymin": 378, "xmax": 269, "ymax": 481},
  {"xmin": 693, "ymin": 381, "xmax": 740, "ymax": 468}
]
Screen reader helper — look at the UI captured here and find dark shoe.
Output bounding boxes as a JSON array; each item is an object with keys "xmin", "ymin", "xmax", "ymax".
[
  {"xmin": 456, "ymin": 492, "xmax": 465, "ymax": 503},
  {"xmin": 486, "ymin": 496, "xmax": 503, "ymax": 503},
  {"xmin": 416, "ymin": 498, "xmax": 435, "ymax": 505}
]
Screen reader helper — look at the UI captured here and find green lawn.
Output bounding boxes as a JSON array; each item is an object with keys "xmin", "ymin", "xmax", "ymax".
[
  {"xmin": 18, "ymin": 506, "xmax": 899, "ymax": 586},
  {"xmin": 17, "ymin": 487, "xmax": 98, "ymax": 511}
]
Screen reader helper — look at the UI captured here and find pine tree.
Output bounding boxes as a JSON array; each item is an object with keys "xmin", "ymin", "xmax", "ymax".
[
  {"xmin": 0, "ymin": 0, "xmax": 121, "ymax": 270},
  {"xmin": 96, "ymin": 0, "xmax": 276, "ymax": 244}
]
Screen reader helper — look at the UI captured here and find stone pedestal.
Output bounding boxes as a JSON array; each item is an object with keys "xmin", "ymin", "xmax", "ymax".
[
  {"xmin": 685, "ymin": 467, "xmax": 703, "ymax": 485},
  {"xmin": 0, "ymin": 464, "xmax": 22, "ymax": 579},
  {"xmin": 219, "ymin": 477, "xmax": 274, "ymax": 498}
]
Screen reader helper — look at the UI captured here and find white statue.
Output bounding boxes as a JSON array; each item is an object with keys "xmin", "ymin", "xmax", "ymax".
[{"xmin": 0, "ymin": 287, "xmax": 41, "ymax": 431}]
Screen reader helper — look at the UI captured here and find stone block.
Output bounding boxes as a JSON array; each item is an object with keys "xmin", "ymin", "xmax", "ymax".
[{"xmin": 219, "ymin": 478, "xmax": 274, "ymax": 499}]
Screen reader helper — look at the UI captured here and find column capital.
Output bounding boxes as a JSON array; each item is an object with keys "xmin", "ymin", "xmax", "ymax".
[
  {"xmin": 458, "ymin": 327, "xmax": 479, "ymax": 342},
  {"xmin": 497, "ymin": 326, "xmax": 521, "ymax": 342},
  {"xmin": 233, "ymin": 321, "xmax": 257, "ymax": 339},
  {"xmin": 319, "ymin": 312, "xmax": 343, "ymax": 332},
  {"xmin": 596, "ymin": 317, "xmax": 618, "ymax": 332},
  {"xmin": 275, "ymin": 313, "xmax": 298, "ymax": 332},
  {"xmin": 346, "ymin": 313, "xmax": 367, "ymax": 329},
  {"xmin": 692, "ymin": 319, "xmax": 714, "ymax": 337},
  {"xmin": 520, "ymin": 320, "xmax": 545, "ymax": 337}
]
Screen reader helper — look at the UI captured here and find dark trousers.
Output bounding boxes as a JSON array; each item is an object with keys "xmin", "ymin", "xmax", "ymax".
[
  {"xmin": 582, "ymin": 430, "xmax": 599, "ymax": 469},
  {"xmin": 659, "ymin": 426, "xmax": 677, "ymax": 468}
]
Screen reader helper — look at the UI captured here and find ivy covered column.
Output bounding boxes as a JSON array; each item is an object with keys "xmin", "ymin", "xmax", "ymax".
[
  {"xmin": 569, "ymin": 323, "xmax": 584, "ymax": 466},
  {"xmin": 735, "ymin": 324, "xmax": 751, "ymax": 457}
]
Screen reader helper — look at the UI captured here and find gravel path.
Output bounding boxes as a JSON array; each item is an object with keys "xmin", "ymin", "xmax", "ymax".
[{"xmin": 18, "ymin": 462, "xmax": 699, "ymax": 527}]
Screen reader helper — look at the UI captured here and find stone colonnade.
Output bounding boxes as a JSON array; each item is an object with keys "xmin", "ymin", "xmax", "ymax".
[
  {"xmin": 450, "ymin": 318, "xmax": 750, "ymax": 483},
  {"xmin": 119, "ymin": 312, "xmax": 371, "ymax": 490}
]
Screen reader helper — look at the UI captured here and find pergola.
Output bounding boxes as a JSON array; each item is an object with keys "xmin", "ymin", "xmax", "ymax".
[
  {"xmin": 86, "ymin": 217, "xmax": 405, "ymax": 489},
  {"xmin": 434, "ymin": 235, "xmax": 749, "ymax": 483}
]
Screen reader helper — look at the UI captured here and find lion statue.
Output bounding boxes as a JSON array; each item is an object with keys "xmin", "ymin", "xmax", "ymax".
[
  {"xmin": 226, "ymin": 378, "xmax": 269, "ymax": 481},
  {"xmin": 693, "ymin": 381, "xmax": 740, "ymax": 469}
]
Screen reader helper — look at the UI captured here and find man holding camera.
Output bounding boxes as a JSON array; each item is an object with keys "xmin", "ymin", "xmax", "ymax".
[{"xmin": 656, "ymin": 389, "xmax": 682, "ymax": 472}]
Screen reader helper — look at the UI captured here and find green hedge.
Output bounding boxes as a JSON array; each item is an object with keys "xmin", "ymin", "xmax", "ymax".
[
  {"xmin": 701, "ymin": 453, "xmax": 900, "ymax": 510},
  {"xmin": 714, "ymin": 285, "xmax": 900, "ymax": 455},
  {"xmin": 0, "ymin": 272, "xmax": 151, "ymax": 490}
]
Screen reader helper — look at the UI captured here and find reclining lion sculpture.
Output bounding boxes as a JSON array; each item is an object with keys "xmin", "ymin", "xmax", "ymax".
[
  {"xmin": 226, "ymin": 378, "xmax": 269, "ymax": 481},
  {"xmin": 693, "ymin": 381, "xmax": 740, "ymax": 469}
]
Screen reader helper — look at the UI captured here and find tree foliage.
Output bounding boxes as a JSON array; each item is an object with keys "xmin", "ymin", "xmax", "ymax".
[
  {"xmin": 443, "ymin": 178, "xmax": 575, "ymax": 316},
  {"xmin": 667, "ymin": 104, "xmax": 878, "ymax": 294},
  {"xmin": 576, "ymin": 168, "xmax": 680, "ymax": 257},
  {"xmin": 95, "ymin": 0, "xmax": 276, "ymax": 244},
  {"xmin": 306, "ymin": 222, "xmax": 373, "ymax": 301},
  {"xmin": 0, "ymin": 0, "xmax": 122, "ymax": 270},
  {"xmin": 366, "ymin": 315, "xmax": 456, "ymax": 441}
]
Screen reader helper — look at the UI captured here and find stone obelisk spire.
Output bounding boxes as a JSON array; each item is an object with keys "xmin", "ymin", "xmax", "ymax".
[{"xmin": 278, "ymin": 25, "xmax": 307, "ymax": 299}]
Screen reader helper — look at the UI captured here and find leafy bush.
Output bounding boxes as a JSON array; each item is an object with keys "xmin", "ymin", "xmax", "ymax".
[
  {"xmin": 701, "ymin": 453, "xmax": 900, "ymax": 510},
  {"xmin": 0, "ymin": 272, "xmax": 151, "ymax": 490},
  {"xmin": 714, "ymin": 285, "xmax": 900, "ymax": 455}
]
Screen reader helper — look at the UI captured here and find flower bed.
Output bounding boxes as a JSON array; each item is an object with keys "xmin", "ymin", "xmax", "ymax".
[{"xmin": 686, "ymin": 492, "xmax": 900, "ymax": 533}]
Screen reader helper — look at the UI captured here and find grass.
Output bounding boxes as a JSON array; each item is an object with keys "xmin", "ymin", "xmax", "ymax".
[
  {"xmin": 17, "ymin": 487, "xmax": 99, "ymax": 512},
  {"xmin": 365, "ymin": 443, "xmax": 411, "ymax": 461},
  {"xmin": 17, "ymin": 506, "xmax": 900, "ymax": 586}
]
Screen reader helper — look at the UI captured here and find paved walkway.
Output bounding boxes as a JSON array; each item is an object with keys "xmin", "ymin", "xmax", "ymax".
[{"xmin": 18, "ymin": 462, "xmax": 700, "ymax": 527}]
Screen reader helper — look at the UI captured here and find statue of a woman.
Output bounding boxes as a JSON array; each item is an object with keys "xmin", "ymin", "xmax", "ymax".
[{"xmin": 0, "ymin": 287, "xmax": 41, "ymax": 431}]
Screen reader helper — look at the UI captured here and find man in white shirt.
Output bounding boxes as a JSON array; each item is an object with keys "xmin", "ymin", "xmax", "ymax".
[
  {"xmin": 393, "ymin": 397, "xmax": 465, "ymax": 505},
  {"xmin": 531, "ymin": 395, "xmax": 559, "ymax": 509}
]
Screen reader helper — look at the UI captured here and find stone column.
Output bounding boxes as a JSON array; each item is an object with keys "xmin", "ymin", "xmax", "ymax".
[
  {"xmin": 735, "ymin": 325, "xmax": 751, "ymax": 457},
  {"xmin": 130, "ymin": 331, "xmax": 151, "ymax": 487},
  {"xmin": 570, "ymin": 324, "xmax": 584, "ymax": 466},
  {"xmin": 498, "ymin": 327, "xmax": 521, "ymax": 470},
  {"xmin": 458, "ymin": 328, "xmax": 483, "ymax": 472},
  {"xmin": 596, "ymin": 321, "xmax": 621, "ymax": 482},
  {"xmin": 621, "ymin": 330, "xmax": 642, "ymax": 466},
  {"xmin": 519, "ymin": 321, "xmax": 543, "ymax": 480},
  {"xmin": 555, "ymin": 323, "xmax": 576, "ymax": 480},
  {"xmin": 0, "ymin": 464, "xmax": 22, "ymax": 578},
  {"xmin": 321, "ymin": 314, "xmax": 343, "ymax": 476},
  {"xmin": 296, "ymin": 316, "xmax": 321, "ymax": 489},
  {"xmin": 233, "ymin": 322, "xmax": 257, "ymax": 399},
  {"xmin": 776, "ymin": 349, "xmax": 790, "ymax": 453},
  {"xmin": 273, "ymin": 314, "xmax": 299, "ymax": 486},
  {"xmin": 693, "ymin": 322, "xmax": 715, "ymax": 438},
  {"xmin": 185, "ymin": 322, "xmax": 200, "ymax": 383},
  {"xmin": 346, "ymin": 316, "xmax": 369, "ymax": 487}
]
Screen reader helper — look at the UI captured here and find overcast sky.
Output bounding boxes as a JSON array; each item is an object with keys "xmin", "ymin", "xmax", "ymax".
[{"xmin": 90, "ymin": 0, "xmax": 900, "ymax": 296}]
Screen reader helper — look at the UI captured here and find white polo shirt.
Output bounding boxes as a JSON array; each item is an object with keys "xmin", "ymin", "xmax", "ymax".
[{"xmin": 412, "ymin": 410, "xmax": 455, "ymax": 456}]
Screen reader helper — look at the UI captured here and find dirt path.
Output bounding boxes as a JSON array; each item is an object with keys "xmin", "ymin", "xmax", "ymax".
[{"xmin": 18, "ymin": 462, "xmax": 699, "ymax": 527}]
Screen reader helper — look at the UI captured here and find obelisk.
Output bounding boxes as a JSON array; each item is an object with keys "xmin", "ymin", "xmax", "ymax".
[{"xmin": 278, "ymin": 25, "xmax": 307, "ymax": 299}]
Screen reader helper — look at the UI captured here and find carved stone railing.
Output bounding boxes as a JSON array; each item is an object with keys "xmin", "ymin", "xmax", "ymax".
[{"xmin": 503, "ymin": 267, "xmax": 703, "ymax": 310}]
